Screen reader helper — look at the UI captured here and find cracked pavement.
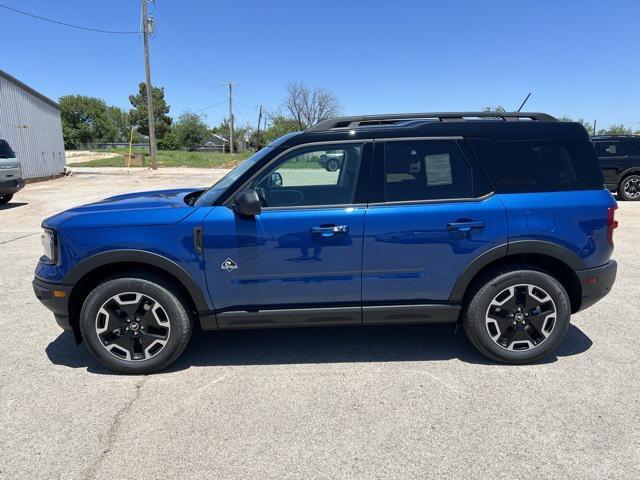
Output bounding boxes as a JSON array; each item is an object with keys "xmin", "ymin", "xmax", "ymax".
[{"xmin": 0, "ymin": 167, "xmax": 639, "ymax": 479}]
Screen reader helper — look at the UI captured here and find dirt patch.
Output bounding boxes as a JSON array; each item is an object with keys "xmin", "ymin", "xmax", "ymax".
[{"xmin": 65, "ymin": 151, "xmax": 121, "ymax": 165}]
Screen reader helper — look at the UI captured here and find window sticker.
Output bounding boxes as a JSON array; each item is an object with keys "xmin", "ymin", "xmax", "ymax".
[{"xmin": 425, "ymin": 154, "xmax": 452, "ymax": 186}]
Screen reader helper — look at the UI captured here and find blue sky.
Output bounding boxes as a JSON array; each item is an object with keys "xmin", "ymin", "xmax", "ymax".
[{"xmin": 2, "ymin": 0, "xmax": 639, "ymax": 130}]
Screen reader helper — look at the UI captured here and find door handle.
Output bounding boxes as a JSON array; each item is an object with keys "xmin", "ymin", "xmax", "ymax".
[
  {"xmin": 311, "ymin": 225, "xmax": 349, "ymax": 236},
  {"xmin": 447, "ymin": 220, "xmax": 485, "ymax": 232}
]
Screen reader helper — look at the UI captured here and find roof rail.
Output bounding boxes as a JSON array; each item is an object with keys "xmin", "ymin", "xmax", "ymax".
[{"xmin": 307, "ymin": 112, "xmax": 557, "ymax": 132}]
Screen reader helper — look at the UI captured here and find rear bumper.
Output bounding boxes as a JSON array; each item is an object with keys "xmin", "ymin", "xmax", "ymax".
[
  {"xmin": 576, "ymin": 260, "xmax": 617, "ymax": 312},
  {"xmin": 0, "ymin": 178, "xmax": 24, "ymax": 195},
  {"xmin": 32, "ymin": 277, "xmax": 73, "ymax": 331}
]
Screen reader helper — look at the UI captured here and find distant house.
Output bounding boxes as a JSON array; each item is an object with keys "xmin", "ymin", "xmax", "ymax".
[{"xmin": 197, "ymin": 134, "xmax": 228, "ymax": 152}]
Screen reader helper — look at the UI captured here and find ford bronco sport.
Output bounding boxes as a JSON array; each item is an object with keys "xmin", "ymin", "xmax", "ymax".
[
  {"xmin": 592, "ymin": 135, "xmax": 640, "ymax": 201},
  {"xmin": 33, "ymin": 112, "xmax": 618, "ymax": 373}
]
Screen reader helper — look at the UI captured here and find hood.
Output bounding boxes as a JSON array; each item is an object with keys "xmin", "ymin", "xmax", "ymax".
[{"xmin": 44, "ymin": 188, "xmax": 204, "ymax": 230}]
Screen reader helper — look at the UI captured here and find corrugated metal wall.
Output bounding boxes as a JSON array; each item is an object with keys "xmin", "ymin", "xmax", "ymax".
[{"xmin": 0, "ymin": 75, "xmax": 65, "ymax": 179}]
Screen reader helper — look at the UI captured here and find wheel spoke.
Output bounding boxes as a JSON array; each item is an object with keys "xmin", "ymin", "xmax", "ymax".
[
  {"xmin": 95, "ymin": 292, "xmax": 171, "ymax": 362},
  {"xmin": 485, "ymin": 283, "xmax": 557, "ymax": 352}
]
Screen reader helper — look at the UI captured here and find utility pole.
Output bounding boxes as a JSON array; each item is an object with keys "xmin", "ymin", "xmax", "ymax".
[
  {"xmin": 142, "ymin": 0, "xmax": 157, "ymax": 170},
  {"xmin": 257, "ymin": 105, "xmax": 263, "ymax": 134},
  {"xmin": 221, "ymin": 82, "xmax": 239, "ymax": 153},
  {"xmin": 593, "ymin": 119, "xmax": 597, "ymax": 135}
]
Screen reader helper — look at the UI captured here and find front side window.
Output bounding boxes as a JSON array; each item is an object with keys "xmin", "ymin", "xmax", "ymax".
[
  {"xmin": 251, "ymin": 143, "xmax": 363, "ymax": 207},
  {"xmin": 384, "ymin": 140, "xmax": 473, "ymax": 201},
  {"xmin": 622, "ymin": 141, "xmax": 640, "ymax": 156}
]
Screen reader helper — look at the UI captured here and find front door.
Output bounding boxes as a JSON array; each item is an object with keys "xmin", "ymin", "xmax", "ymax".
[
  {"xmin": 362, "ymin": 139, "xmax": 508, "ymax": 323},
  {"xmin": 203, "ymin": 141, "xmax": 371, "ymax": 328}
]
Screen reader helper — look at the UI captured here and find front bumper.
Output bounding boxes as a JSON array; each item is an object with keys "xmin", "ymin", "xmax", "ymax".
[
  {"xmin": 0, "ymin": 178, "xmax": 25, "ymax": 195},
  {"xmin": 32, "ymin": 277, "xmax": 73, "ymax": 331},
  {"xmin": 576, "ymin": 260, "xmax": 617, "ymax": 312}
]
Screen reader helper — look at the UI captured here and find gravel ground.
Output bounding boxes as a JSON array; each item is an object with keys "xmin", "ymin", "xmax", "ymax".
[{"xmin": 0, "ymin": 167, "xmax": 638, "ymax": 479}]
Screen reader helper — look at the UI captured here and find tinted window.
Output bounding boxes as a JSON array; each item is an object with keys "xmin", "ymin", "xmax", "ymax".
[
  {"xmin": 622, "ymin": 140, "xmax": 640, "ymax": 156},
  {"xmin": 0, "ymin": 140, "xmax": 15, "ymax": 159},
  {"xmin": 469, "ymin": 139, "xmax": 602, "ymax": 193},
  {"xmin": 252, "ymin": 144, "xmax": 362, "ymax": 207},
  {"xmin": 384, "ymin": 140, "xmax": 473, "ymax": 201},
  {"xmin": 595, "ymin": 141, "xmax": 620, "ymax": 157}
]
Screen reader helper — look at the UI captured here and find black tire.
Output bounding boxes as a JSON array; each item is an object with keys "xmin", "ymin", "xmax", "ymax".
[
  {"xmin": 326, "ymin": 159, "xmax": 339, "ymax": 172},
  {"xmin": 618, "ymin": 174, "xmax": 640, "ymax": 201},
  {"xmin": 0, "ymin": 194, "xmax": 13, "ymax": 205},
  {"xmin": 79, "ymin": 276, "xmax": 192, "ymax": 374},
  {"xmin": 463, "ymin": 267, "xmax": 571, "ymax": 364}
]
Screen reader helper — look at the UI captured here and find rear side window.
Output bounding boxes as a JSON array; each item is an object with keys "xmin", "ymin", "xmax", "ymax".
[
  {"xmin": 468, "ymin": 139, "xmax": 603, "ymax": 193},
  {"xmin": 622, "ymin": 141, "xmax": 640, "ymax": 156},
  {"xmin": 595, "ymin": 141, "xmax": 621, "ymax": 157},
  {"xmin": 382, "ymin": 140, "xmax": 485, "ymax": 202},
  {"xmin": 0, "ymin": 140, "xmax": 15, "ymax": 159}
]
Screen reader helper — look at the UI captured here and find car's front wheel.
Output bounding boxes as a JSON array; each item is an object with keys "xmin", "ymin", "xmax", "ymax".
[
  {"xmin": 0, "ymin": 194, "xmax": 13, "ymax": 205},
  {"xmin": 79, "ymin": 276, "xmax": 192, "ymax": 373},
  {"xmin": 618, "ymin": 174, "xmax": 640, "ymax": 201},
  {"xmin": 463, "ymin": 267, "xmax": 571, "ymax": 364}
]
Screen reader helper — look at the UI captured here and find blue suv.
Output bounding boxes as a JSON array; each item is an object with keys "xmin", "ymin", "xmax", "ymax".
[{"xmin": 33, "ymin": 112, "xmax": 618, "ymax": 373}]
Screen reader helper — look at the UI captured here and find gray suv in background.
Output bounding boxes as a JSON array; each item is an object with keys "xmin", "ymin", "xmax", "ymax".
[{"xmin": 0, "ymin": 139, "xmax": 23, "ymax": 205}]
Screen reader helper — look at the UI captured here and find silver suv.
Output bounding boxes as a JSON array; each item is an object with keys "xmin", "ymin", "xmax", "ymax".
[{"xmin": 0, "ymin": 139, "xmax": 23, "ymax": 205}]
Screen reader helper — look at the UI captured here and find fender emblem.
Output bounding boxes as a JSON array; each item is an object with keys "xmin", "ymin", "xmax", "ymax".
[{"xmin": 221, "ymin": 258, "xmax": 238, "ymax": 272}]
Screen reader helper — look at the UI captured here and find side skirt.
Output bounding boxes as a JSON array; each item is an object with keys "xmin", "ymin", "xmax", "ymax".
[{"xmin": 201, "ymin": 304, "xmax": 461, "ymax": 330}]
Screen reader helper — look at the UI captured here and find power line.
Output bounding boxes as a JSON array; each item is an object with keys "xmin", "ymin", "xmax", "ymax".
[
  {"xmin": 154, "ymin": 3, "xmax": 262, "ymax": 111},
  {"xmin": 152, "ymin": 38, "xmax": 226, "ymax": 97},
  {"xmin": 0, "ymin": 2, "xmax": 140, "ymax": 34},
  {"xmin": 195, "ymin": 100, "xmax": 227, "ymax": 113}
]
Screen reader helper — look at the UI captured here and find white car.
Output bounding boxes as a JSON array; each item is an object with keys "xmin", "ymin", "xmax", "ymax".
[{"xmin": 0, "ymin": 139, "xmax": 24, "ymax": 205}]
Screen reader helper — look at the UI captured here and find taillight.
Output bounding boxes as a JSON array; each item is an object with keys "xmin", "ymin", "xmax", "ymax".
[{"xmin": 607, "ymin": 206, "xmax": 618, "ymax": 247}]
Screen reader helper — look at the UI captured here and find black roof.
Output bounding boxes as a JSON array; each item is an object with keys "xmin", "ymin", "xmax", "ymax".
[{"xmin": 279, "ymin": 112, "xmax": 588, "ymax": 148}]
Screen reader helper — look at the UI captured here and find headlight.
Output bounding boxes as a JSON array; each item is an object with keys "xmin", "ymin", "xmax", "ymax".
[{"xmin": 41, "ymin": 228, "xmax": 58, "ymax": 264}]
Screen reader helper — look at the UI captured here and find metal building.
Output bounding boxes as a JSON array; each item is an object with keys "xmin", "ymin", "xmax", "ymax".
[{"xmin": 0, "ymin": 69, "xmax": 65, "ymax": 180}]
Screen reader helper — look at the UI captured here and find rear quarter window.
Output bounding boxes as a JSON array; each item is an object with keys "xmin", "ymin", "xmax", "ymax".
[{"xmin": 468, "ymin": 138, "xmax": 603, "ymax": 193}]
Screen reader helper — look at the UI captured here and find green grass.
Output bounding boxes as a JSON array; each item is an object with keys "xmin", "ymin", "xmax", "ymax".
[{"xmin": 77, "ymin": 148, "xmax": 253, "ymax": 168}]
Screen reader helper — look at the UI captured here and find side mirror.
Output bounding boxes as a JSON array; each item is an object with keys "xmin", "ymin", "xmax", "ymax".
[
  {"xmin": 234, "ymin": 189, "xmax": 262, "ymax": 217},
  {"xmin": 269, "ymin": 172, "xmax": 283, "ymax": 187}
]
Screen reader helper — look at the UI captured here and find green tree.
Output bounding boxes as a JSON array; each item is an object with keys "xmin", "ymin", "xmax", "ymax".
[
  {"xmin": 212, "ymin": 119, "xmax": 250, "ymax": 152},
  {"xmin": 59, "ymin": 95, "xmax": 118, "ymax": 148},
  {"xmin": 174, "ymin": 112, "xmax": 210, "ymax": 151},
  {"xmin": 597, "ymin": 124, "xmax": 634, "ymax": 135},
  {"xmin": 157, "ymin": 130, "xmax": 179, "ymax": 150},
  {"xmin": 106, "ymin": 106, "xmax": 131, "ymax": 142},
  {"xmin": 128, "ymin": 83, "xmax": 172, "ymax": 139},
  {"xmin": 262, "ymin": 115, "xmax": 303, "ymax": 143}
]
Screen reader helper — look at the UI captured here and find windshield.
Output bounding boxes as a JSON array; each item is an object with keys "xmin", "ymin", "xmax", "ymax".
[
  {"xmin": 194, "ymin": 146, "xmax": 275, "ymax": 206},
  {"xmin": 0, "ymin": 140, "xmax": 16, "ymax": 159}
]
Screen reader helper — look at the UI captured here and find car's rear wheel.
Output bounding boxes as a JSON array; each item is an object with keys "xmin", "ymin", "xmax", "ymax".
[
  {"xmin": 79, "ymin": 276, "xmax": 192, "ymax": 374},
  {"xmin": 326, "ymin": 159, "xmax": 340, "ymax": 172},
  {"xmin": 618, "ymin": 174, "xmax": 640, "ymax": 201},
  {"xmin": 463, "ymin": 267, "xmax": 571, "ymax": 364},
  {"xmin": 0, "ymin": 194, "xmax": 13, "ymax": 205}
]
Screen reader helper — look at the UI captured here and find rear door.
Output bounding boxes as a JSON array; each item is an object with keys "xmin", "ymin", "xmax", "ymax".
[
  {"xmin": 595, "ymin": 140, "xmax": 623, "ymax": 186},
  {"xmin": 362, "ymin": 138, "xmax": 507, "ymax": 323}
]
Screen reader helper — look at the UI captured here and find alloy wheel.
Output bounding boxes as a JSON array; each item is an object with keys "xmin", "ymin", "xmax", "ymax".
[
  {"xmin": 623, "ymin": 176, "xmax": 640, "ymax": 200},
  {"xmin": 95, "ymin": 292, "xmax": 171, "ymax": 361},
  {"xmin": 485, "ymin": 284, "xmax": 557, "ymax": 351}
]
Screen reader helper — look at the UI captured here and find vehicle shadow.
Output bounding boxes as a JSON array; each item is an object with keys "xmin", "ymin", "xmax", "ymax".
[
  {"xmin": 45, "ymin": 323, "xmax": 593, "ymax": 375},
  {"xmin": 0, "ymin": 202, "xmax": 28, "ymax": 211}
]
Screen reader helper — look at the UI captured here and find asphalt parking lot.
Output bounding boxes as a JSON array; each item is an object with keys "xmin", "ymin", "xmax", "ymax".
[{"xmin": 1, "ymin": 167, "xmax": 639, "ymax": 479}]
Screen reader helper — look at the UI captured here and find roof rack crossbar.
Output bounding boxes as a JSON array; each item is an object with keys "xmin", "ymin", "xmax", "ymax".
[{"xmin": 307, "ymin": 112, "xmax": 557, "ymax": 132}]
